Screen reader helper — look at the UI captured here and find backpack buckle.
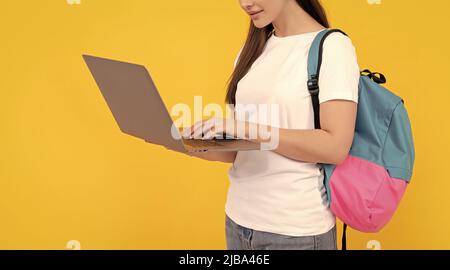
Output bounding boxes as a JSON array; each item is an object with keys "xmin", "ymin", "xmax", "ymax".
[{"xmin": 307, "ymin": 75, "xmax": 319, "ymax": 95}]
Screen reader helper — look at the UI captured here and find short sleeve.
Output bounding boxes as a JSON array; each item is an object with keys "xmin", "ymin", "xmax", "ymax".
[
  {"xmin": 318, "ymin": 33, "xmax": 360, "ymax": 104},
  {"xmin": 233, "ymin": 47, "xmax": 243, "ymax": 68}
]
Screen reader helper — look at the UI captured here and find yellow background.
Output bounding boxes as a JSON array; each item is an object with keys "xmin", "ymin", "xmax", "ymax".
[{"xmin": 1, "ymin": 0, "xmax": 449, "ymax": 250}]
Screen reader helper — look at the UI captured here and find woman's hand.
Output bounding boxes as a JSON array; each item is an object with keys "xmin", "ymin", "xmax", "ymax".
[{"xmin": 183, "ymin": 117, "xmax": 247, "ymax": 140}]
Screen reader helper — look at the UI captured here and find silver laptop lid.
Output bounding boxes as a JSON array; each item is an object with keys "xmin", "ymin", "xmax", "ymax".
[{"xmin": 83, "ymin": 55, "xmax": 185, "ymax": 152}]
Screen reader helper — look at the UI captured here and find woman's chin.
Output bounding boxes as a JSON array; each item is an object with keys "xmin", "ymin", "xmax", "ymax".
[{"xmin": 252, "ymin": 20, "xmax": 270, "ymax": 29}]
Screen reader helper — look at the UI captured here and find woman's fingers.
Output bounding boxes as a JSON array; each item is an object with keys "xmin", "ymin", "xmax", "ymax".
[
  {"xmin": 205, "ymin": 118, "xmax": 227, "ymax": 139},
  {"xmin": 181, "ymin": 127, "xmax": 191, "ymax": 139},
  {"xmin": 188, "ymin": 118, "xmax": 226, "ymax": 140},
  {"xmin": 191, "ymin": 121, "xmax": 204, "ymax": 139},
  {"xmin": 181, "ymin": 121, "xmax": 203, "ymax": 139},
  {"xmin": 202, "ymin": 128, "xmax": 218, "ymax": 140},
  {"xmin": 181, "ymin": 118, "xmax": 238, "ymax": 140}
]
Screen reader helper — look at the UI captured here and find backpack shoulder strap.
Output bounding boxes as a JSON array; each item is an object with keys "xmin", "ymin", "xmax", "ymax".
[
  {"xmin": 307, "ymin": 29, "xmax": 350, "ymax": 251},
  {"xmin": 307, "ymin": 28, "xmax": 348, "ymax": 129}
]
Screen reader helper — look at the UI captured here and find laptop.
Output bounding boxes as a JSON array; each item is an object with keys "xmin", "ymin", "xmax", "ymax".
[{"xmin": 82, "ymin": 55, "xmax": 261, "ymax": 153}]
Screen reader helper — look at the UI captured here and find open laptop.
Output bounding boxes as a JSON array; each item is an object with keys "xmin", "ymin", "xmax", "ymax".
[{"xmin": 82, "ymin": 55, "xmax": 261, "ymax": 153}]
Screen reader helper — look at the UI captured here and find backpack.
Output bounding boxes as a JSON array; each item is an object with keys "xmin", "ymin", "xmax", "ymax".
[{"xmin": 307, "ymin": 29, "xmax": 415, "ymax": 249}]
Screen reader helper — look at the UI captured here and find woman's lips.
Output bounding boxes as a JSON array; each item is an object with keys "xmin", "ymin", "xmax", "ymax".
[{"xmin": 249, "ymin": 10, "xmax": 263, "ymax": 19}]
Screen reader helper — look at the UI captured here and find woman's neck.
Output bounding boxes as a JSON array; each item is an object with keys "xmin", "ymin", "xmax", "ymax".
[{"xmin": 272, "ymin": 1, "xmax": 325, "ymax": 37}]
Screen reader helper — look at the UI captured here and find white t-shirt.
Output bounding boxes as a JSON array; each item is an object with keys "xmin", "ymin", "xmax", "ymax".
[{"xmin": 225, "ymin": 30, "xmax": 360, "ymax": 237}]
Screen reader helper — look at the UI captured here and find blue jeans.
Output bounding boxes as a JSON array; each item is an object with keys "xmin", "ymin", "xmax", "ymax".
[{"xmin": 225, "ymin": 215, "xmax": 337, "ymax": 250}]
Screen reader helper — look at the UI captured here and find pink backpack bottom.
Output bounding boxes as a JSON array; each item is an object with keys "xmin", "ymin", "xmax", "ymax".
[{"xmin": 329, "ymin": 155, "xmax": 408, "ymax": 232}]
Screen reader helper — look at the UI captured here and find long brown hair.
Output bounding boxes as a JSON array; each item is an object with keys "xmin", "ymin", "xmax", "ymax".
[{"xmin": 226, "ymin": 0, "xmax": 329, "ymax": 105}]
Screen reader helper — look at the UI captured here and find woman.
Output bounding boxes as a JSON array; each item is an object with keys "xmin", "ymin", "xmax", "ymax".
[{"xmin": 185, "ymin": 0, "xmax": 359, "ymax": 250}]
